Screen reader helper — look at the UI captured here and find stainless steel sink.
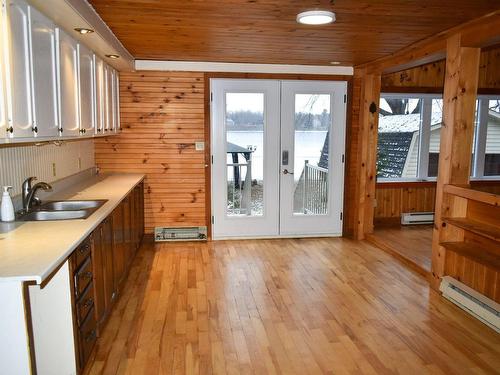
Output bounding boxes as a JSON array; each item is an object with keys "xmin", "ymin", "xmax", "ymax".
[
  {"xmin": 17, "ymin": 199, "xmax": 108, "ymax": 221},
  {"xmin": 40, "ymin": 199, "xmax": 107, "ymax": 211},
  {"xmin": 17, "ymin": 210, "xmax": 90, "ymax": 221}
]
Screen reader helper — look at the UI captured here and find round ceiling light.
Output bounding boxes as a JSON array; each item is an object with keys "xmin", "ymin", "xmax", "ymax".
[
  {"xmin": 74, "ymin": 27, "xmax": 94, "ymax": 35},
  {"xmin": 105, "ymin": 54, "xmax": 120, "ymax": 59},
  {"xmin": 296, "ymin": 10, "xmax": 336, "ymax": 25}
]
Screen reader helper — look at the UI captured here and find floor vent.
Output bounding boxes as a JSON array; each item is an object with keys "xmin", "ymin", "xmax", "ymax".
[
  {"xmin": 440, "ymin": 276, "xmax": 500, "ymax": 333},
  {"xmin": 155, "ymin": 226, "xmax": 207, "ymax": 242},
  {"xmin": 401, "ymin": 212, "xmax": 434, "ymax": 225}
]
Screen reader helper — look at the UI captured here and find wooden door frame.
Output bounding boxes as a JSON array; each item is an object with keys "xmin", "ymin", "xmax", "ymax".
[{"xmin": 203, "ymin": 72, "xmax": 353, "ymax": 239}]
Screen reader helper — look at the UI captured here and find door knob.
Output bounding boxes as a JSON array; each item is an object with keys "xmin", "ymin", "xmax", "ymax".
[{"xmin": 283, "ymin": 169, "xmax": 294, "ymax": 175}]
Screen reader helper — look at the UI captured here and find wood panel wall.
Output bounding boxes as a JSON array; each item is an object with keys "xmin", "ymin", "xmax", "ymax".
[
  {"xmin": 95, "ymin": 71, "xmax": 206, "ymax": 234},
  {"xmin": 374, "ymin": 182, "xmax": 500, "ymax": 225},
  {"xmin": 381, "ymin": 46, "xmax": 500, "ymax": 91}
]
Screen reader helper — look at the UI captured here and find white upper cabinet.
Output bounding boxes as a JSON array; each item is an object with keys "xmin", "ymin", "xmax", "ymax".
[
  {"xmin": 113, "ymin": 71, "xmax": 120, "ymax": 132},
  {"xmin": 28, "ymin": 6, "xmax": 59, "ymax": 138},
  {"xmin": 94, "ymin": 55, "xmax": 105, "ymax": 135},
  {"xmin": 4, "ymin": 0, "xmax": 33, "ymax": 138},
  {"xmin": 104, "ymin": 64, "xmax": 114, "ymax": 134},
  {"xmin": 0, "ymin": 1, "xmax": 8, "ymax": 136},
  {"xmin": 58, "ymin": 29, "xmax": 80, "ymax": 137},
  {"xmin": 78, "ymin": 43, "xmax": 95, "ymax": 136}
]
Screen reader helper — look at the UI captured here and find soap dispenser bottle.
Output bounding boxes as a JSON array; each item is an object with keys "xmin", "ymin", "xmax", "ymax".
[{"xmin": 1, "ymin": 186, "xmax": 15, "ymax": 222}]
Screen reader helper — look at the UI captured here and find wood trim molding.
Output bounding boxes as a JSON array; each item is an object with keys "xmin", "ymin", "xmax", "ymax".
[{"xmin": 136, "ymin": 60, "xmax": 354, "ymax": 75}]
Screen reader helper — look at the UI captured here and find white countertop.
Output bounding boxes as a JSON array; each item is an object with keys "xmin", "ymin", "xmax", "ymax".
[{"xmin": 0, "ymin": 173, "xmax": 145, "ymax": 284}]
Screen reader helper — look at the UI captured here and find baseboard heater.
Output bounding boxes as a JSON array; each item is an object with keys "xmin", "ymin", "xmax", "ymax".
[
  {"xmin": 440, "ymin": 276, "xmax": 500, "ymax": 333},
  {"xmin": 401, "ymin": 212, "xmax": 434, "ymax": 225},
  {"xmin": 155, "ymin": 226, "xmax": 207, "ymax": 242}
]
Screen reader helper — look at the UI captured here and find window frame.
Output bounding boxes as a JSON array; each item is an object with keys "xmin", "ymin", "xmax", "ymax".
[
  {"xmin": 378, "ymin": 93, "xmax": 442, "ymax": 183},
  {"xmin": 471, "ymin": 95, "xmax": 500, "ymax": 180}
]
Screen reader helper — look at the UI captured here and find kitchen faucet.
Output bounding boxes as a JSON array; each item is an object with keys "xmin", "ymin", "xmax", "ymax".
[{"xmin": 21, "ymin": 177, "xmax": 52, "ymax": 213}]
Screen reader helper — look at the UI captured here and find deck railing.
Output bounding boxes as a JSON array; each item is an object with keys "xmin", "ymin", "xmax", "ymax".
[
  {"xmin": 302, "ymin": 160, "xmax": 328, "ymax": 215},
  {"xmin": 227, "ymin": 161, "xmax": 252, "ymax": 215}
]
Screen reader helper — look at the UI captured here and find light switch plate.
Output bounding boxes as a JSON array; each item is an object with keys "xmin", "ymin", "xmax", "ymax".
[{"xmin": 195, "ymin": 141, "xmax": 205, "ymax": 151}]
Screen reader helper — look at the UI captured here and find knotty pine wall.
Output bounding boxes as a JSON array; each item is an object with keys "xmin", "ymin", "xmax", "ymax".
[{"xmin": 95, "ymin": 71, "xmax": 205, "ymax": 234}]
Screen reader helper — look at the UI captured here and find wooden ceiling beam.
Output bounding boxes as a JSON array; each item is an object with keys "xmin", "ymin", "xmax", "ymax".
[{"xmin": 359, "ymin": 10, "xmax": 500, "ymax": 74}]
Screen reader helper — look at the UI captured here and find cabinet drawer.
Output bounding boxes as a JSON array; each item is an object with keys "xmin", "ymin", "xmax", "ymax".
[
  {"xmin": 73, "ymin": 239, "xmax": 91, "ymax": 270},
  {"xmin": 75, "ymin": 282, "xmax": 94, "ymax": 326},
  {"xmin": 74, "ymin": 258, "xmax": 93, "ymax": 298},
  {"xmin": 78, "ymin": 308, "xmax": 97, "ymax": 369}
]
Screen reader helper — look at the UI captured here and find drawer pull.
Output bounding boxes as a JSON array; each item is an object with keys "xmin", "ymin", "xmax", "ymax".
[
  {"xmin": 78, "ymin": 244, "xmax": 90, "ymax": 254},
  {"xmin": 83, "ymin": 298, "xmax": 93, "ymax": 309},
  {"xmin": 84, "ymin": 271, "xmax": 93, "ymax": 279}
]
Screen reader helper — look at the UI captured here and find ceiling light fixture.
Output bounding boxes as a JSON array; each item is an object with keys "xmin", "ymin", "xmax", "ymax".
[
  {"xmin": 296, "ymin": 10, "xmax": 336, "ymax": 25},
  {"xmin": 330, "ymin": 61, "xmax": 341, "ymax": 65},
  {"xmin": 74, "ymin": 27, "xmax": 94, "ymax": 35},
  {"xmin": 105, "ymin": 54, "xmax": 120, "ymax": 59}
]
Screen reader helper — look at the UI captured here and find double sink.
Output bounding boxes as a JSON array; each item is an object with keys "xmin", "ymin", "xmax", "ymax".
[{"xmin": 17, "ymin": 200, "xmax": 108, "ymax": 221}]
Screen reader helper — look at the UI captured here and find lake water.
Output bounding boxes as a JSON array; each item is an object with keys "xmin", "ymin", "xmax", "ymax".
[{"xmin": 227, "ymin": 131, "xmax": 328, "ymax": 181}]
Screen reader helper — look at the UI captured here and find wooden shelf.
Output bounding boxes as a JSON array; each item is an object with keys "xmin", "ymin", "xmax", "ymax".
[
  {"xmin": 444, "ymin": 184, "xmax": 500, "ymax": 206},
  {"xmin": 440, "ymin": 241, "xmax": 500, "ymax": 269},
  {"xmin": 443, "ymin": 217, "xmax": 500, "ymax": 242}
]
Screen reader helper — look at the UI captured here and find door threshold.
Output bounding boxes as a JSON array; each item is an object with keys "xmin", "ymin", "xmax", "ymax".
[{"xmin": 213, "ymin": 233, "xmax": 342, "ymax": 240}]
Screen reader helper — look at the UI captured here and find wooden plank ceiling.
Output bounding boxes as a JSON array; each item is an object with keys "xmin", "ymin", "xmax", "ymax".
[{"xmin": 88, "ymin": 0, "xmax": 500, "ymax": 66}]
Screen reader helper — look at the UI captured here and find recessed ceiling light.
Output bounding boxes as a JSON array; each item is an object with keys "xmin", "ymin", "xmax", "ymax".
[
  {"xmin": 297, "ymin": 10, "xmax": 336, "ymax": 25},
  {"xmin": 105, "ymin": 54, "xmax": 120, "ymax": 59},
  {"xmin": 330, "ymin": 61, "xmax": 341, "ymax": 65},
  {"xmin": 74, "ymin": 27, "xmax": 94, "ymax": 35}
]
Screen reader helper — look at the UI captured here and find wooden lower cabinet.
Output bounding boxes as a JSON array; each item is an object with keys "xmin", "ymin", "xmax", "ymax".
[{"xmin": 70, "ymin": 181, "xmax": 144, "ymax": 373}]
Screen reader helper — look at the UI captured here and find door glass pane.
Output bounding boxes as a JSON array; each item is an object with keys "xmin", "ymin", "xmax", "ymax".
[
  {"xmin": 378, "ymin": 97, "xmax": 422, "ymax": 178},
  {"xmin": 428, "ymin": 99, "xmax": 443, "ymax": 177},
  {"xmin": 293, "ymin": 94, "xmax": 330, "ymax": 215},
  {"xmin": 225, "ymin": 93, "xmax": 264, "ymax": 216}
]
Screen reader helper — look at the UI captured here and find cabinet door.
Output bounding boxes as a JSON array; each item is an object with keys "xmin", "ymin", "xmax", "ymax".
[
  {"xmin": 29, "ymin": 6, "xmax": 59, "ymax": 137},
  {"xmin": 104, "ymin": 64, "xmax": 114, "ymax": 134},
  {"xmin": 111, "ymin": 203, "xmax": 125, "ymax": 290},
  {"xmin": 58, "ymin": 29, "xmax": 79, "ymax": 136},
  {"xmin": 94, "ymin": 55, "xmax": 104, "ymax": 135},
  {"xmin": 102, "ymin": 217, "xmax": 114, "ymax": 310},
  {"xmin": 0, "ymin": 1, "xmax": 8, "ymax": 136},
  {"xmin": 4, "ymin": 0, "xmax": 33, "ymax": 138},
  {"xmin": 78, "ymin": 44, "xmax": 95, "ymax": 135},
  {"xmin": 113, "ymin": 71, "xmax": 120, "ymax": 132},
  {"xmin": 91, "ymin": 225, "xmax": 106, "ymax": 327},
  {"xmin": 122, "ymin": 196, "xmax": 132, "ymax": 269}
]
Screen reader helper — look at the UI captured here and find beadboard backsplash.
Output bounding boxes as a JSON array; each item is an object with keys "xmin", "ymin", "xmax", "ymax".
[{"xmin": 0, "ymin": 140, "xmax": 95, "ymax": 197}]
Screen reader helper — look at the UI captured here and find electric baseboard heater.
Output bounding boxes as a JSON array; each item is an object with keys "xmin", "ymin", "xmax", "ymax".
[
  {"xmin": 440, "ymin": 276, "xmax": 500, "ymax": 333},
  {"xmin": 155, "ymin": 226, "xmax": 207, "ymax": 242},
  {"xmin": 401, "ymin": 212, "xmax": 434, "ymax": 225}
]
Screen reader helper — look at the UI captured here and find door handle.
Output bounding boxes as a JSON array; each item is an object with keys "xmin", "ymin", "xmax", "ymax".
[{"xmin": 283, "ymin": 169, "xmax": 294, "ymax": 175}]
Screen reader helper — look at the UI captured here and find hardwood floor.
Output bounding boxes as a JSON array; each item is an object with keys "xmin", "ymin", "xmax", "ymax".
[
  {"xmin": 366, "ymin": 225, "xmax": 433, "ymax": 277},
  {"xmin": 86, "ymin": 238, "xmax": 500, "ymax": 375}
]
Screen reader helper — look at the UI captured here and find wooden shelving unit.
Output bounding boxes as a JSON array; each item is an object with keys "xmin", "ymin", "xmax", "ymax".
[
  {"xmin": 440, "ymin": 241, "xmax": 500, "ymax": 269},
  {"xmin": 442, "ymin": 217, "xmax": 500, "ymax": 242},
  {"xmin": 439, "ymin": 184, "xmax": 500, "ymax": 301}
]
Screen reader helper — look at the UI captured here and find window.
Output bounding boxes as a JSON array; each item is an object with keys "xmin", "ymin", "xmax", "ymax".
[
  {"xmin": 472, "ymin": 98, "xmax": 500, "ymax": 178},
  {"xmin": 377, "ymin": 94, "xmax": 500, "ymax": 182},
  {"xmin": 377, "ymin": 94, "xmax": 441, "ymax": 181}
]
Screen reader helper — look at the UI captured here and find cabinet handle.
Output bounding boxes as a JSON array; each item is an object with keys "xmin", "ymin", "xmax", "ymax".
[
  {"xmin": 85, "ymin": 330, "xmax": 96, "ymax": 342},
  {"xmin": 6, "ymin": 126, "xmax": 13, "ymax": 134},
  {"xmin": 78, "ymin": 244, "xmax": 90, "ymax": 254},
  {"xmin": 32, "ymin": 126, "xmax": 38, "ymax": 133},
  {"xmin": 97, "ymin": 128, "xmax": 101, "ymax": 133},
  {"xmin": 104, "ymin": 129, "xmax": 108, "ymax": 132},
  {"xmin": 59, "ymin": 128, "xmax": 63, "ymax": 133},
  {"xmin": 84, "ymin": 271, "xmax": 93, "ymax": 279}
]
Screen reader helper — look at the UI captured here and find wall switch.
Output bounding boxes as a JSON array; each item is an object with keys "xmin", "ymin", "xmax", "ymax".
[{"xmin": 195, "ymin": 141, "xmax": 205, "ymax": 151}]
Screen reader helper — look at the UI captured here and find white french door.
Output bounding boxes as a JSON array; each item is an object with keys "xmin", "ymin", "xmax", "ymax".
[{"xmin": 211, "ymin": 79, "xmax": 346, "ymax": 239}]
